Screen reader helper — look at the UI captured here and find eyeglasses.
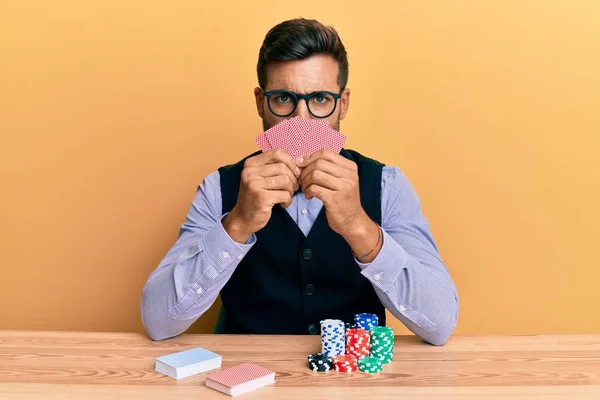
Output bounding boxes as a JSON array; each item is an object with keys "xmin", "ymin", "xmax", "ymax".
[{"xmin": 262, "ymin": 89, "xmax": 342, "ymax": 119}]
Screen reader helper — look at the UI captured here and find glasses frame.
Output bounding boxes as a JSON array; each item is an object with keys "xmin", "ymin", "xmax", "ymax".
[{"xmin": 262, "ymin": 89, "xmax": 343, "ymax": 119}]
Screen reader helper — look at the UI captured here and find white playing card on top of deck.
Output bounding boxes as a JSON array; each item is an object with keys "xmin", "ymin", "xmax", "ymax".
[
  {"xmin": 205, "ymin": 362, "xmax": 276, "ymax": 397},
  {"xmin": 155, "ymin": 347, "xmax": 222, "ymax": 380}
]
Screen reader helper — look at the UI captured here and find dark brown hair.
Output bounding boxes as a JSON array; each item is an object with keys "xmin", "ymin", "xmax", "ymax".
[{"xmin": 257, "ymin": 18, "xmax": 349, "ymax": 90}]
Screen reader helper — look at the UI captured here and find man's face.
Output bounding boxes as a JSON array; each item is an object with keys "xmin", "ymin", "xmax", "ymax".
[{"xmin": 254, "ymin": 54, "xmax": 350, "ymax": 132}]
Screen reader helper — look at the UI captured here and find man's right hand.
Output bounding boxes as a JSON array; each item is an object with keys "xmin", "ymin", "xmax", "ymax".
[{"xmin": 223, "ymin": 149, "xmax": 300, "ymax": 243}]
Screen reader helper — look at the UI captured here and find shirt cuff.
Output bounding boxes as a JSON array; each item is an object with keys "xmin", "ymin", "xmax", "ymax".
[
  {"xmin": 356, "ymin": 229, "xmax": 407, "ymax": 291},
  {"xmin": 200, "ymin": 216, "xmax": 256, "ymax": 272}
]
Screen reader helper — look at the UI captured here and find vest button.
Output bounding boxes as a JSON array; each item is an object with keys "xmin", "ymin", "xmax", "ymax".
[
  {"xmin": 308, "ymin": 324, "xmax": 318, "ymax": 335},
  {"xmin": 302, "ymin": 249, "xmax": 313, "ymax": 260},
  {"xmin": 305, "ymin": 284, "xmax": 315, "ymax": 295}
]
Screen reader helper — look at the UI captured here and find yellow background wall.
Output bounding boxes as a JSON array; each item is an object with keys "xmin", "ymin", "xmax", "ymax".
[{"xmin": 1, "ymin": 1, "xmax": 599, "ymax": 337}]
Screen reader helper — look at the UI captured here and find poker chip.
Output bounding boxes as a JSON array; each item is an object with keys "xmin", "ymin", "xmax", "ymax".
[
  {"xmin": 358, "ymin": 356, "xmax": 383, "ymax": 373},
  {"xmin": 369, "ymin": 326, "xmax": 394, "ymax": 364},
  {"xmin": 345, "ymin": 328, "xmax": 371, "ymax": 359},
  {"xmin": 307, "ymin": 315, "xmax": 394, "ymax": 377},
  {"xmin": 333, "ymin": 354, "xmax": 357, "ymax": 372},
  {"xmin": 354, "ymin": 313, "xmax": 379, "ymax": 331},
  {"xmin": 307, "ymin": 353, "xmax": 333, "ymax": 372},
  {"xmin": 320, "ymin": 319, "xmax": 345, "ymax": 357}
]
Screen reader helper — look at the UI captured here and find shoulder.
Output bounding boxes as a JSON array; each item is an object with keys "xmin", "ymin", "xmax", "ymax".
[
  {"xmin": 345, "ymin": 149, "xmax": 421, "ymax": 213},
  {"xmin": 380, "ymin": 164, "xmax": 422, "ymax": 217},
  {"xmin": 190, "ymin": 170, "xmax": 221, "ymax": 209},
  {"xmin": 202, "ymin": 169, "xmax": 221, "ymax": 189}
]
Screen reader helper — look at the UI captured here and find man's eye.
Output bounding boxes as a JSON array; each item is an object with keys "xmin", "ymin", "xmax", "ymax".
[
  {"xmin": 275, "ymin": 95, "xmax": 290, "ymax": 103},
  {"xmin": 312, "ymin": 93, "xmax": 331, "ymax": 104}
]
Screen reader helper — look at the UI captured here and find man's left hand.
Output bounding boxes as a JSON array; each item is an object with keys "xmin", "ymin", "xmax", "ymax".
[{"xmin": 296, "ymin": 149, "xmax": 369, "ymax": 238}]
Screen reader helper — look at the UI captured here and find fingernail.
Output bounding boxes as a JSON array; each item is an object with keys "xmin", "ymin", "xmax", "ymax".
[
  {"xmin": 296, "ymin": 157, "xmax": 304, "ymax": 164},
  {"xmin": 295, "ymin": 167, "xmax": 301, "ymax": 174}
]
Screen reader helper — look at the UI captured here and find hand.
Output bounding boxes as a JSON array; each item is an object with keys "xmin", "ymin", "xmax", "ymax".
[
  {"xmin": 297, "ymin": 149, "xmax": 382, "ymax": 261},
  {"xmin": 296, "ymin": 149, "xmax": 367, "ymax": 237},
  {"xmin": 223, "ymin": 149, "xmax": 300, "ymax": 243}
]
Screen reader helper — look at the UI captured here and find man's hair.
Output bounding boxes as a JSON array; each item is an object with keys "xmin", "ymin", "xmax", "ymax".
[{"xmin": 257, "ymin": 18, "xmax": 349, "ymax": 90}]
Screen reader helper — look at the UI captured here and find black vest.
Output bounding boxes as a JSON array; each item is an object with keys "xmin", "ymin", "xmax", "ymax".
[{"xmin": 218, "ymin": 148, "xmax": 386, "ymax": 334}]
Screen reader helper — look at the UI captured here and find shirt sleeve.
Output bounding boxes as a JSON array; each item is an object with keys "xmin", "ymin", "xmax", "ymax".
[
  {"xmin": 355, "ymin": 166, "xmax": 459, "ymax": 345},
  {"xmin": 140, "ymin": 170, "xmax": 256, "ymax": 341}
]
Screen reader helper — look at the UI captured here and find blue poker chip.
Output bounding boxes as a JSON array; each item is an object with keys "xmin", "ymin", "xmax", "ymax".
[{"xmin": 354, "ymin": 313, "xmax": 379, "ymax": 331}]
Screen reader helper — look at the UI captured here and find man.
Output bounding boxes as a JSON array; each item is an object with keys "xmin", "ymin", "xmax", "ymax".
[{"xmin": 141, "ymin": 18, "xmax": 458, "ymax": 345}]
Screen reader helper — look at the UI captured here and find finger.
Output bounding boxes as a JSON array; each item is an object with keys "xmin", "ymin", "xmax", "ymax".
[
  {"xmin": 258, "ymin": 163, "xmax": 300, "ymax": 191},
  {"xmin": 304, "ymin": 184, "xmax": 333, "ymax": 202},
  {"xmin": 261, "ymin": 175, "xmax": 295, "ymax": 196},
  {"xmin": 298, "ymin": 158, "xmax": 348, "ymax": 183},
  {"xmin": 247, "ymin": 149, "xmax": 300, "ymax": 177},
  {"xmin": 266, "ymin": 190, "xmax": 293, "ymax": 208},
  {"xmin": 296, "ymin": 149, "xmax": 356, "ymax": 171},
  {"xmin": 301, "ymin": 169, "xmax": 345, "ymax": 192}
]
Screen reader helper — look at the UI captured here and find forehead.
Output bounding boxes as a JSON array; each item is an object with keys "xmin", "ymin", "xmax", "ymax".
[{"xmin": 265, "ymin": 54, "xmax": 340, "ymax": 93}]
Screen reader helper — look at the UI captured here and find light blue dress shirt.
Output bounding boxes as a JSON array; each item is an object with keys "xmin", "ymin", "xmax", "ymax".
[{"xmin": 141, "ymin": 164, "xmax": 459, "ymax": 345}]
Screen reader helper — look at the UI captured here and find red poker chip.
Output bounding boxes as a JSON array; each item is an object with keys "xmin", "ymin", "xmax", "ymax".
[
  {"xmin": 346, "ymin": 328, "xmax": 371, "ymax": 358},
  {"xmin": 333, "ymin": 354, "xmax": 358, "ymax": 369},
  {"xmin": 334, "ymin": 364, "xmax": 358, "ymax": 372}
]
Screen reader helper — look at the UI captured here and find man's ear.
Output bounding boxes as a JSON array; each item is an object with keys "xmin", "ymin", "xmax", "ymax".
[
  {"xmin": 339, "ymin": 87, "xmax": 351, "ymax": 121},
  {"xmin": 254, "ymin": 87, "xmax": 265, "ymax": 118}
]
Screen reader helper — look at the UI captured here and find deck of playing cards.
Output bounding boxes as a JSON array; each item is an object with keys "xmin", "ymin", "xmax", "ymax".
[
  {"xmin": 205, "ymin": 362, "xmax": 276, "ymax": 397},
  {"xmin": 255, "ymin": 116, "xmax": 346, "ymax": 158},
  {"xmin": 155, "ymin": 347, "xmax": 222, "ymax": 379}
]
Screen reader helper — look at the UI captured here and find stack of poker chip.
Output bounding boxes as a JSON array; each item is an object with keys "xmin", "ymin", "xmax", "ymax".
[
  {"xmin": 320, "ymin": 319, "xmax": 346, "ymax": 357},
  {"xmin": 333, "ymin": 354, "xmax": 358, "ymax": 372},
  {"xmin": 357, "ymin": 356, "xmax": 384, "ymax": 373},
  {"xmin": 307, "ymin": 353, "xmax": 334, "ymax": 372},
  {"xmin": 369, "ymin": 326, "xmax": 394, "ymax": 364},
  {"xmin": 345, "ymin": 328, "xmax": 371, "ymax": 359},
  {"xmin": 354, "ymin": 313, "xmax": 379, "ymax": 330},
  {"xmin": 307, "ymin": 315, "xmax": 395, "ymax": 374}
]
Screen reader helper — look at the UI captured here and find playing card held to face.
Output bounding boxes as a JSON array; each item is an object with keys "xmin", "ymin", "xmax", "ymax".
[
  {"xmin": 205, "ymin": 362, "xmax": 276, "ymax": 397},
  {"xmin": 298, "ymin": 118, "xmax": 337, "ymax": 156},
  {"xmin": 264, "ymin": 118, "xmax": 290, "ymax": 154},
  {"xmin": 254, "ymin": 116, "xmax": 346, "ymax": 158},
  {"xmin": 254, "ymin": 132, "xmax": 271, "ymax": 152}
]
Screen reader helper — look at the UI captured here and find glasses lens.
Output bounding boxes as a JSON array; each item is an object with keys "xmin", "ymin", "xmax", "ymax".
[
  {"xmin": 308, "ymin": 92, "xmax": 336, "ymax": 117},
  {"xmin": 268, "ymin": 91, "xmax": 297, "ymax": 117}
]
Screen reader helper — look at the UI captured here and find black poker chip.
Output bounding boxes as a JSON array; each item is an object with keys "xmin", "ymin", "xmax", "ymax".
[{"xmin": 307, "ymin": 353, "xmax": 334, "ymax": 372}]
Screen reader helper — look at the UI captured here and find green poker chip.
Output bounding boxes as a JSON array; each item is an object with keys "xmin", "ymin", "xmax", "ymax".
[
  {"xmin": 368, "ymin": 326, "xmax": 394, "ymax": 366},
  {"xmin": 358, "ymin": 356, "xmax": 383, "ymax": 373}
]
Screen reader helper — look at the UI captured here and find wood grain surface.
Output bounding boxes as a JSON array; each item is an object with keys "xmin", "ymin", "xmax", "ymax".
[{"xmin": 0, "ymin": 331, "xmax": 599, "ymax": 399}]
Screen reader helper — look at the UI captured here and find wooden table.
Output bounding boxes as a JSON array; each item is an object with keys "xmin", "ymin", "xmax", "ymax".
[{"xmin": 0, "ymin": 331, "xmax": 599, "ymax": 399}]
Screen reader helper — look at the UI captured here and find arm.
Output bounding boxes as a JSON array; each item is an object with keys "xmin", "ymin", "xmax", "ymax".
[
  {"xmin": 141, "ymin": 149, "xmax": 300, "ymax": 341},
  {"xmin": 355, "ymin": 166, "xmax": 459, "ymax": 345},
  {"xmin": 296, "ymin": 151, "xmax": 458, "ymax": 345},
  {"xmin": 140, "ymin": 171, "xmax": 256, "ymax": 341}
]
